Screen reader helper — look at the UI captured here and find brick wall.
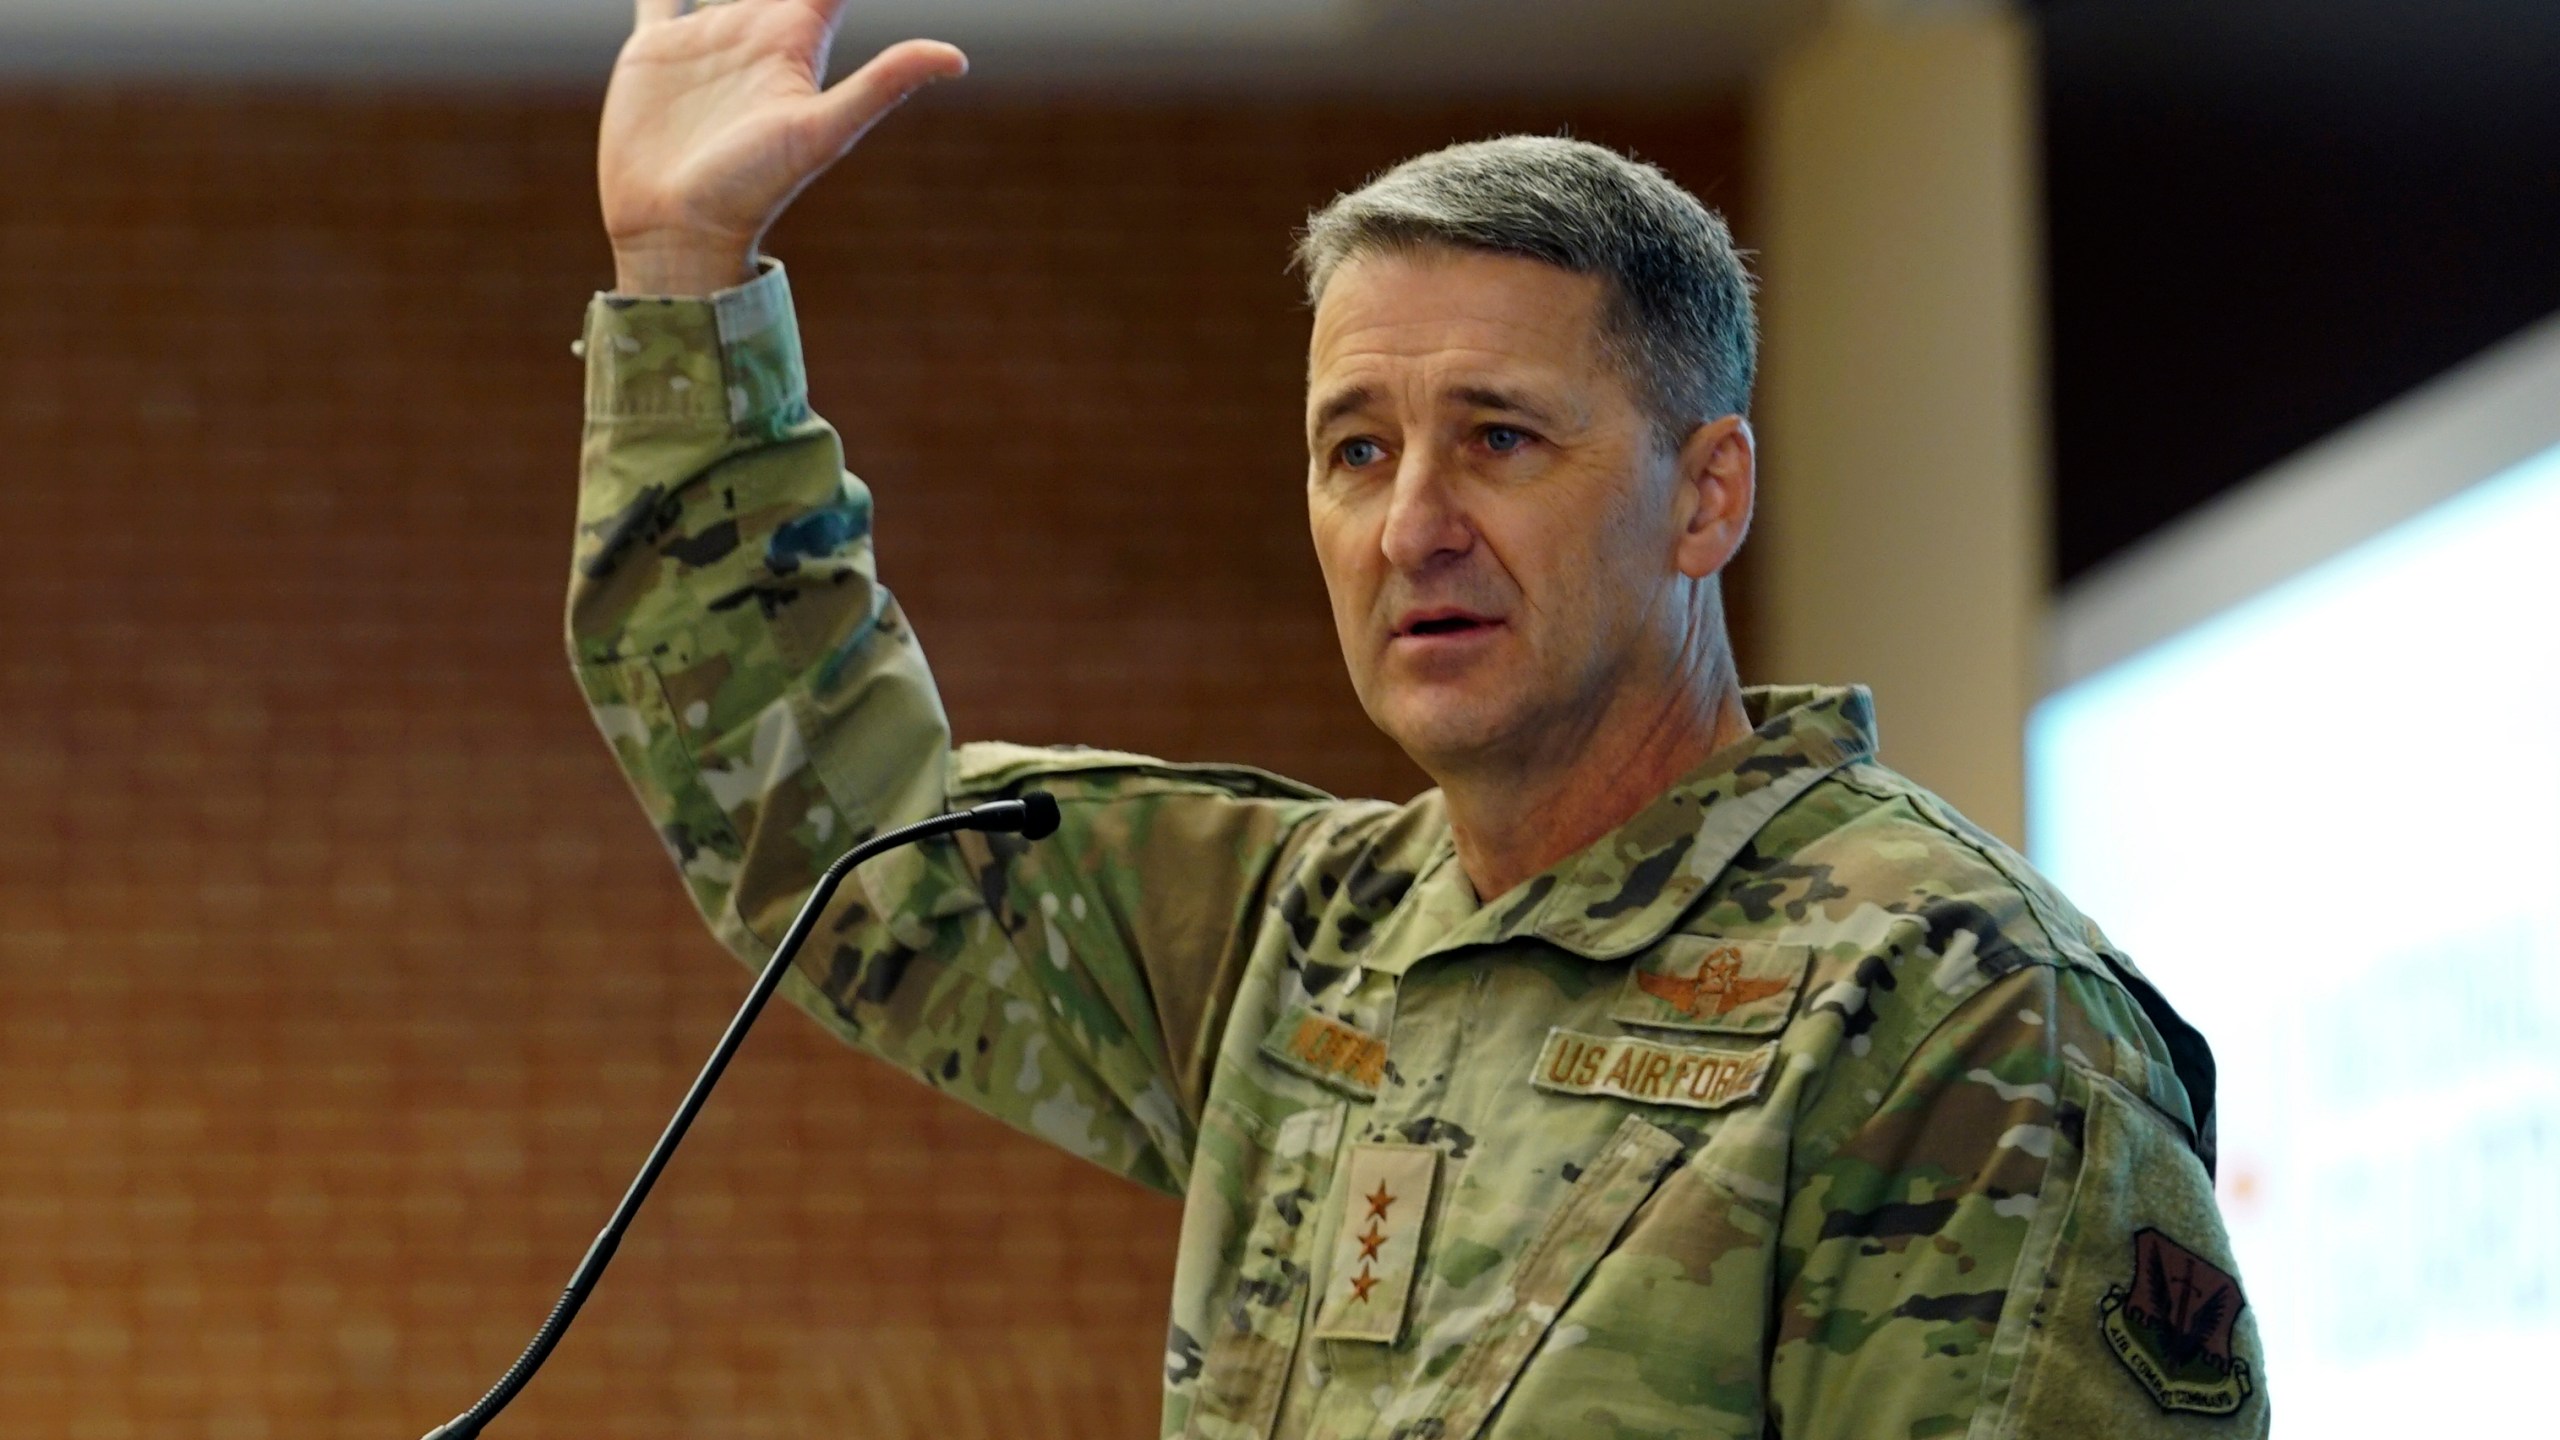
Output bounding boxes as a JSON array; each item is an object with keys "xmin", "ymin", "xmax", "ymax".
[{"xmin": 0, "ymin": 87, "xmax": 1750, "ymax": 1438}]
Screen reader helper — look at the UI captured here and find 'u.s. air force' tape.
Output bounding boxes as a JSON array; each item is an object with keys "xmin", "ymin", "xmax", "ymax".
[{"xmin": 1531, "ymin": 1028, "xmax": 1777, "ymax": 1111}]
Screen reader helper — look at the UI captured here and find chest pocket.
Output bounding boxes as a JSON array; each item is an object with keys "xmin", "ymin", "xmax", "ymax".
[{"xmin": 1414, "ymin": 1113, "xmax": 1687, "ymax": 1440}]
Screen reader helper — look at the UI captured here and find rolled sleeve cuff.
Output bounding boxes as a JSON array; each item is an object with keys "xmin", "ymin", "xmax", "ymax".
[{"xmin": 579, "ymin": 257, "xmax": 808, "ymax": 433}]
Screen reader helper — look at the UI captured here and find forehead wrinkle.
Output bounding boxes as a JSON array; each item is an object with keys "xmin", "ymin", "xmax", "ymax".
[{"xmin": 1309, "ymin": 339, "xmax": 1585, "ymax": 432}]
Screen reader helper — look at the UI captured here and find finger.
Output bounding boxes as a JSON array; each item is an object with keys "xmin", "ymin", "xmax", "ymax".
[
  {"xmin": 633, "ymin": 0, "xmax": 681, "ymax": 25},
  {"xmin": 806, "ymin": 38, "xmax": 969, "ymax": 149},
  {"xmin": 789, "ymin": 0, "xmax": 856, "ymax": 28}
]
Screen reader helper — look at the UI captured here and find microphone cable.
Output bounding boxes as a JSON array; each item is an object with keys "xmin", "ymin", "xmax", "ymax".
[{"xmin": 417, "ymin": 792, "xmax": 1062, "ymax": 1440}]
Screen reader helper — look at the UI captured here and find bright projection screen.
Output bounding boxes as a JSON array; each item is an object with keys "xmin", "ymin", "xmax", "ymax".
[{"xmin": 2030, "ymin": 313, "xmax": 2560, "ymax": 1437}]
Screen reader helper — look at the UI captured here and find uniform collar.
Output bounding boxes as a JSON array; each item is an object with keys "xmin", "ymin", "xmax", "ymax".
[{"xmin": 1362, "ymin": 685, "xmax": 1878, "ymax": 974}]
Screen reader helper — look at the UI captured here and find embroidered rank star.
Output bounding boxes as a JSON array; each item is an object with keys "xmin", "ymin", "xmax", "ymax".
[{"xmin": 1312, "ymin": 1143, "xmax": 1438, "ymax": 1345}]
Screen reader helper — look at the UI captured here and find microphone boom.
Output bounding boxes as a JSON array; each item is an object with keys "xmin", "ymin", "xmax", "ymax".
[{"xmin": 417, "ymin": 794, "xmax": 1059, "ymax": 1440}]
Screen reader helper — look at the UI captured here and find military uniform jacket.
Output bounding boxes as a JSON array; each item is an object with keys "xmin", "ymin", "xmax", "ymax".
[{"xmin": 567, "ymin": 264, "xmax": 2271, "ymax": 1439}]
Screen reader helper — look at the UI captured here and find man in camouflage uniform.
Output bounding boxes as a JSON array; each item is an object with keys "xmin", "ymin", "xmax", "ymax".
[{"xmin": 572, "ymin": 2, "xmax": 2269, "ymax": 1435}]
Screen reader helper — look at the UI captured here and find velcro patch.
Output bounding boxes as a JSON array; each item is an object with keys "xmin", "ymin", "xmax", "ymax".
[
  {"xmin": 1611, "ymin": 937, "xmax": 1812, "ymax": 1035},
  {"xmin": 1260, "ymin": 1003, "xmax": 1387, "ymax": 1100},
  {"xmin": 1311, "ymin": 1143, "xmax": 1439, "ymax": 1344},
  {"xmin": 1532, "ymin": 1028, "xmax": 1776, "ymax": 1111},
  {"xmin": 2100, "ymin": 1227, "xmax": 2256, "ymax": 1416}
]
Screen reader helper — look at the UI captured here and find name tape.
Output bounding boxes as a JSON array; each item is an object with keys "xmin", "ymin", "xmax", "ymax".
[{"xmin": 1262, "ymin": 1004, "xmax": 1387, "ymax": 1099}]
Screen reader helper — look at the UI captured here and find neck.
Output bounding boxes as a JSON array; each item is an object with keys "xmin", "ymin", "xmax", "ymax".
[{"xmin": 1439, "ymin": 651, "xmax": 1753, "ymax": 904}]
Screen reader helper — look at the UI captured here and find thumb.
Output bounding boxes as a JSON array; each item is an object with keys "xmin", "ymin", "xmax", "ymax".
[{"xmin": 805, "ymin": 39, "xmax": 969, "ymax": 157}]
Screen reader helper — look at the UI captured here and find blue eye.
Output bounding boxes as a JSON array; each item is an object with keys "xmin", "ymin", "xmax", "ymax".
[
  {"xmin": 1484, "ymin": 426, "xmax": 1531, "ymax": 454},
  {"xmin": 1339, "ymin": 437, "xmax": 1385, "ymax": 468}
]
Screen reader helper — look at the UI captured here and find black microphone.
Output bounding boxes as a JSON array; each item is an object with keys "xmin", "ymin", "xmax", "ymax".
[{"xmin": 417, "ymin": 791, "xmax": 1062, "ymax": 1440}]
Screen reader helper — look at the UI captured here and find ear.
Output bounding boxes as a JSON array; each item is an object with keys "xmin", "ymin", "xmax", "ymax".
[{"xmin": 1671, "ymin": 415, "xmax": 1755, "ymax": 580}]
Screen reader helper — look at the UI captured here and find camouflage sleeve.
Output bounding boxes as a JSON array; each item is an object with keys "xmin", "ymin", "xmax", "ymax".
[
  {"xmin": 1768, "ymin": 962, "xmax": 2269, "ymax": 1437},
  {"xmin": 565, "ymin": 262, "xmax": 1341, "ymax": 1196}
]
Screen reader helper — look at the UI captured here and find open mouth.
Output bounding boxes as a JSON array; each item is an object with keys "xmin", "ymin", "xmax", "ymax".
[
  {"xmin": 1394, "ymin": 609, "xmax": 1503, "ymax": 641},
  {"xmin": 1407, "ymin": 616, "xmax": 1488, "ymax": 637}
]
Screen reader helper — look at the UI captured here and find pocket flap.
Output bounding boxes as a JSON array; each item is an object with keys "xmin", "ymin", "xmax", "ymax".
[
  {"xmin": 1424, "ymin": 1114, "xmax": 1687, "ymax": 1440},
  {"xmin": 1611, "ymin": 936, "xmax": 1812, "ymax": 1034}
]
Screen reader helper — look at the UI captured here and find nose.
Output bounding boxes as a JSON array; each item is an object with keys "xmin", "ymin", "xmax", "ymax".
[{"xmin": 1379, "ymin": 448, "xmax": 1474, "ymax": 573}]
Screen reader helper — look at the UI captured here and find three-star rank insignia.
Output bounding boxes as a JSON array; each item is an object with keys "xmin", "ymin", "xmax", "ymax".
[
  {"xmin": 1311, "ymin": 1143, "xmax": 1439, "ymax": 1344},
  {"xmin": 2100, "ymin": 1228, "xmax": 2257, "ymax": 1416}
]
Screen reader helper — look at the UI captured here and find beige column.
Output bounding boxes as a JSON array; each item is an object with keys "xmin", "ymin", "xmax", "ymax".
[{"xmin": 1751, "ymin": 3, "xmax": 2047, "ymax": 846}]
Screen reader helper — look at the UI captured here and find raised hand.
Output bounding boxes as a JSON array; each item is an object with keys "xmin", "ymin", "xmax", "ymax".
[{"xmin": 599, "ymin": 0, "xmax": 967, "ymax": 295}]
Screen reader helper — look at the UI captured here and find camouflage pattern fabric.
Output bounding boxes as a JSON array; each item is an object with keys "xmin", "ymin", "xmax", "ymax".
[{"xmin": 567, "ymin": 263, "xmax": 2271, "ymax": 1438}]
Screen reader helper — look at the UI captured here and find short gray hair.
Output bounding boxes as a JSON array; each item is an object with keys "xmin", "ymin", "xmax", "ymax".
[{"xmin": 1293, "ymin": 135, "xmax": 1757, "ymax": 448}]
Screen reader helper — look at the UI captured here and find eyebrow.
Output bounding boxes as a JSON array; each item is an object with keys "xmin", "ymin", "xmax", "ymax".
[
  {"xmin": 1448, "ymin": 385, "xmax": 1561, "ymax": 428},
  {"xmin": 1310, "ymin": 385, "xmax": 1375, "ymax": 438},
  {"xmin": 1308, "ymin": 383, "xmax": 1562, "ymax": 439}
]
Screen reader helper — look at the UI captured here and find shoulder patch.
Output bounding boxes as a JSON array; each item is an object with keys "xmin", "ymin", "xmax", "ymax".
[{"xmin": 2099, "ymin": 1227, "xmax": 2257, "ymax": 1416}]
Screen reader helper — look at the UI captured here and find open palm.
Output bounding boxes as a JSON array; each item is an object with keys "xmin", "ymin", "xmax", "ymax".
[{"xmin": 600, "ymin": 0, "xmax": 965, "ymax": 291}]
